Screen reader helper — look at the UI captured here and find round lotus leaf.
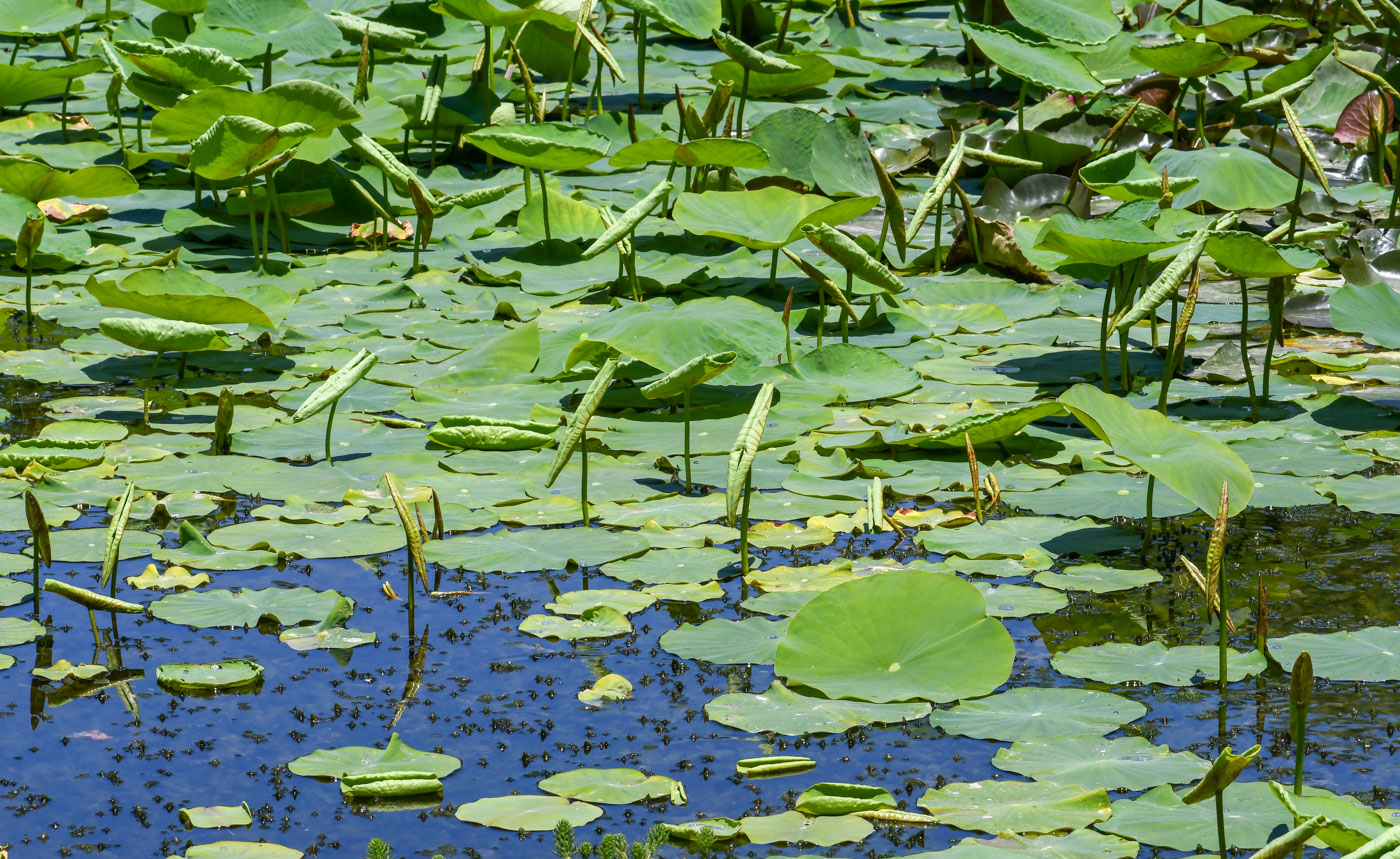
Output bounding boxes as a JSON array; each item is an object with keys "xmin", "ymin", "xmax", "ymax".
[
  {"xmin": 709, "ymin": 53, "xmax": 835, "ymax": 97},
  {"xmin": 782, "ymin": 343, "xmax": 921, "ymax": 401},
  {"xmin": 204, "ymin": 520, "xmax": 406, "ymax": 560},
  {"xmin": 929, "ymin": 688, "xmax": 1147, "ymax": 742},
  {"xmin": 99, "ymin": 317, "xmax": 230, "ymax": 353},
  {"xmin": 577, "ymin": 673, "xmax": 632, "ymax": 705},
  {"xmin": 774, "ymin": 571, "xmax": 1014, "ymax": 703},
  {"xmin": 601, "ymin": 546, "xmax": 739, "ymax": 583},
  {"xmin": 454, "ymin": 794, "xmax": 602, "ymax": 831},
  {"xmin": 739, "ymin": 810, "xmax": 873, "ymax": 846},
  {"xmin": 672, "ymin": 187, "xmax": 876, "ymax": 250},
  {"xmin": 1151, "ymin": 147, "xmax": 1299, "ymax": 211},
  {"xmin": 173, "ymin": 842, "xmax": 303, "ymax": 858},
  {"xmin": 1004, "ymin": 0, "xmax": 1119, "ymax": 44},
  {"xmin": 426, "ymin": 527, "xmax": 649, "ymax": 573},
  {"xmin": 919, "ymin": 515, "xmax": 1136, "ymax": 559},
  {"xmin": 545, "ymin": 588, "xmax": 655, "ymax": 616},
  {"xmin": 705, "ymin": 681, "xmax": 930, "ymax": 735},
  {"xmin": 1051, "ymin": 642, "xmax": 1268, "ymax": 686},
  {"xmin": 0, "ymin": 576, "xmax": 31, "ymax": 608},
  {"xmin": 659, "ymin": 617, "xmax": 789, "ymax": 665},
  {"xmin": 288, "ymin": 732, "xmax": 461, "ymax": 779},
  {"xmin": 157, "ymin": 659, "xmax": 264, "ymax": 693},
  {"xmin": 918, "ymin": 780, "xmax": 1113, "ymax": 834},
  {"xmin": 1266, "ymin": 627, "xmax": 1400, "ymax": 681},
  {"xmin": 992, "ymin": 734, "xmax": 1209, "ymax": 791},
  {"xmin": 974, "ymin": 582, "xmax": 1068, "ymax": 618},
  {"xmin": 537, "ymin": 767, "xmax": 680, "ymax": 804},
  {"xmin": 466, "ymin": 123, "xmax": 609, "ymax": 171},
  {"xmin": 518, "ymin": 605, "xmax": 632, "ymax": 640},
  {"xmin": 1034, "ymin": 564, "xmax": 1162, "ymax": 593},
  {"xmin": 178, "ymin": 802, "xmax": 254, "ymax": 829},
  {"xmin": 1098, "ymin": 782, "xmax": 1305, "ymax": 850},
  {"xmin": 150, "ymin": 586, "xmax": 347, "ymax": 629},
  {"xmin": 923, "ymin": 830, "xmax": 1140, "ymax": 859},
  {"xmin": 0, "ymin": 617, "xmax": 44, "ymax": 648}
]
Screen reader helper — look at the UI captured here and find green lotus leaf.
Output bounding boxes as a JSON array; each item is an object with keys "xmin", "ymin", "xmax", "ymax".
[
  {"xmin": 962, "ymin": 23, "xmax": 1103, "ymax": 94},
  {"xmin": 659, "ymin": 616, "xmax": 789, "ymax": 665},
  {"xmin": 891, "ymin": 401, "xmax": 1068, "ymax": 450},
  {"xmin": 0, "ymin": 576, "xmax": 32, "ymax": 608},
  {"xmin": 85, "ymin": 269, "xmax": 288, "ymax": 327},
  {"xmin": 1266, "ymin": 627, "xmax": 1400, "ymax": 681},
  {"xmin": 739, "ymin": 811, "xmax": 873, "ymax": 846},
  {"xmin": 114, "ymin": 41, "xmax": 252, "ymax": 91},
  {"xmin": 1077, "ymin": 150, "xmax": 1199, "ymax": 202},
  {"xmin": 152, "ymin": 521, "xmax": 279, "ymax": 571},
  {"xmin": 0, "ymin": 65, "xmax": 71, "ymax": 107},
  {"xmin": 288, "ymin": 732, "xmax": 460, "ymax": 780},
  {"xmin": 179, "ymin": 802, "xmax": 254, "ymax": 829},
  {"xmin": 600, "ymin": 546, "xmax": 739, "ymax": 584},
  {"xmin": 976, "ymin": 581, "xmax": 1068, "ymax": 618},
  {"xmin": 519, "ymin": 605, "xmax": 632, "ymax": 640},
  {"xmin": 44, "ymin": 578, "xmax": 144, "ymax": 613},
  {"xmin": 427, "ymin": 526, "xmax": 648, "ymax": 573},
  {"xmin": 1328, "ymin": 283, "xmax": 1400, "ymax": 348},
  {"xmin": 1098, "ymin": 782, "xmax": 1306, "ymax": 850},
  {"xmin": 736, "ymin": 756, "xmax": 816, "ymax": 778},
  {"xmin": 190, "ymin": 115, "xmax": 314, "ymax": 181},
  {"xmin": 1051, "ymin": 641, "xmax": 1268, "ymax": 686},
  {"xmin": 455, "ymin": 794, "xmax": 601, "ymax": 830},
  {"xmin": 151, "ymin": 79, "xmax": 359, "ymax": 142},
  {"xmin": 171, "ymin": 842, "xmax": 303, "ymax": 858},
  {"xmin": 705, "ymin": 680, "xmax": 930, "ymax": 735},
  {"xmin": 205, "ymin": 520, "xmax": 405, "ymax": 559},
  {"xmin": 641, "ymin": 351, "xmax": 737, "ymax": 400},
  {"xmin": 0, "ymin": 157, "xmax": 137, "ymax": 202},
  {"xmin": 202, "ymin": 0, "xmax": 342, "ymax": 54},
  {"xmin": 0, "ymin": 0, "xmax": 82, "ymax": 34},
  {"xmin": 1034, "ymin": 564, "xmax": 1162, "ymax": 593},
  {"xmin": 126, "ymin": 563, "xmax": 212, "ymax": 591},
  {"xmin": 100, "ymin": 318, "xmax": 230, "ymax": 354},
  {"xmin": 930, "ymin": 688, "xmax": 1147, "ymax": 742},
  {"xmin": 665, "ymin": 818, "xmax": 743, "ymax": 841},
  {"xmin": 538, "ymin": 767, "xmax": 681, "ymax": 804},
  {"xmin": 673, "ymin": 186, "xmax": 877, "ymax": 250},
  {"xmin": 435, "ymin": 0, "xmax": 575, "ymax": 29},
  {"xmin": 774, "ymin": 571, "xmax": 1013, "ymax": 703},
  {"xmin": 712, "ymin": 28, "xmax": 799, "ymax": 73},
  {"xmin": 919, "ymin": 780, "xmax": 1112, "ymax": 834},
  {"xmin": 467, "ymin": 123, "xmax": 610, "ymax": 172},
  {"xmin": 993, "ymin": 734, "xmax": 1209, "ymax": 791},
  {"xmin": 428, "ymin": 424, "xmax": 554, "ymax": 450},
  {"xmin": 1004, "ymin": 0, "xmax": 1120, "ymax": 45},
  {"xmin": 157, "ymin": 659, "xmax": 264, "ymax": 693},
  {"xmin": 803, "ymin": 223, "xmax": 903, "ymax": 291},
  {"xmin": 0, "ymin": 438, "xmax": 105, "ymax": 470},
  {"xmin": 288, "ymin": 350, "xmax": 377, "ymax": 423},
  {"xmin": 571, "ymin": 296, "xmax": 785, "ymax": 372},
  {"xmin": 1272, "ymin": 781, "xmax": 1390, "ymax": 852},
  {"xmin": 710, "ymin": 53, "xmax": 834, "ymax": 97},
  {"xmin": 612, "ymin": 0, "xmax": 719, "ymax": 37},
  {"xmin": 1129, "ymin": 40, "xmax": 1232, "ymax": 78},
  {"xmin": 610, "ymin": 137, "xmax": 768, "ymax": 169},
  {"xmin": 545, "ymin": 588, "xmax": 655, "ymax": 616},
  {"xmin": 577, "ymin": 672, "xmax": 632, "ymax": 704},
  {"xmin": 1034, "ymin": 213, "xmax": 1178, "ymax": 267},
  {"xmin": 781, "ymin": 343, "xmax": 921, "ymax": 402},
  {"xmin": 795, "ymin": 782, "xmax": 896, "ymax": 816},
  {"xmin": 42, "ymin": 528, "xmax": 159, "ymax": 563},
  {"xmin": 914, "ymin": 830, "xmax": 1140, "ymax": 859},
  {"xmin": 279, "ymin": 598, "xmax": 376, "ymax": 652},
  {"xmin": 1150, "ymin": 146, "xmax": 1299, "ymax": 210},
  {"xmin": 1059, "ymin": 383, "xmax": 1253, "ymax": 515},
  {"xmin": 920, "ymin": 516, "xmax": 1135, "ymax": 559},
  {"xmin": 325, "ymin": 11, "xmax": 423, "ymax": 49},
  {"xmin": 0, "ymin": 617, "xmax": 43, "ymax": 648},
  {"xmin": 1170, "ymin": 13, "xmax": 1305, "ymax": 43},
  {"xmin": 30, "ymin": 660, "xmax": 104, "ymax": 685},
  {"xmin": 150, "ymin": 586, "xmax": 348, "ymax": 629},
  {"xmin": 810, "ymin": 115, "xmax": 880, "ymax": 197},
  {"xmin": 1205, "ymin": 231, "xmax": 1323, "ymax": 278}
]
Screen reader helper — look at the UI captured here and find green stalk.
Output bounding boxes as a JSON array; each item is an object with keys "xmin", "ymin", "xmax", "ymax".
[
  {"xmin": 324, "ymin": 399, "xmax": 337, "ymax": 465},
  {"xmin": 135, "ymin": 101, "xmax": 143, "ymax": 152},
  {"xmin": 245, "ymin": 179, "xmax": 259, "ymax": 271},
  {"xmin": 841, "ymin": 269, "xmax": 852, "ymax": 343},
  {"xmin": 30, "ymin": 553, "xmax": 39, "ymax": 615},
  {"xmin": 143, "ymin": 351, "xmax": 161, "ymax": 426},
  {"xmin": 817, "ymin": 282, "xmax": 825, "ymax": 347},
  {"xmin": 769, "ymin": 247, "xmax": 779, "ymax": 288},
  {"xmin": 1286, "ymin": 153, "xmax": 1306, "ymax": 241},
  {"xmin": 1194, "ymin": 81, "xmax": 1208, "ymax": 148},
  {"xmin": 23, "ymin": 257, "xmax": 32, "ymax": 340},
  {"xmin": 738, "ymin": 470, "xmax": 752, "ymax": 577},
  {"xmin": 1099, "ymin": 269, "xmax": 1115, "ymax": 392},
  {"xmin": 1263, "ymin": 277, "xmax": 1285, "ymax": 404},
  {"xmin": 580, "ymin": 428, "xmax": 590, "ymax": 526},
  {"xmin": 267, "ymin": 170, "xmax": 289, "ymax": 255},
  {"xmin": 637, "ymin": 15, "xmax": 648, "ymax": 109},
  {"xmin": 537, "ymin": 169, "xmax": 552, "ymax": 240},
  {"xmin": 522, "ymin": 166, "xmax": 532, "ymax": 203},
  {"xmin": 1240, "ymin": 276, "xmax": 1258, "ymax": 420},
  {"xmin": 682, "ymin": 388, "xmax": 692, "ymax": 493},
  {"xmin": 933, "ymin": 196, "xmax": 943, "ymax": 271},
  {"xmin": 736, "ymin": 67, "xmax": 751, "ymax": 138}
]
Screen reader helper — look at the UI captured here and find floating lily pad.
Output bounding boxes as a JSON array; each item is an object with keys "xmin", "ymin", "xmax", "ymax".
[
  {"xmin": 518, "ymin": 605, "xmax": 632, "ymax": 640},
  {"xmin": 659, "ymin": 617, "xmax": 789, "ymax": 665},
  {"xmin": 0, "ymin": 617, "xmax": 44, "ymax": 647},
  {"xmin": 33, "ymin": 660, "xmax": 108, "ymax": 683},
  {"xmin": 179, "ymin": 802, "xmax": 254, "ymax": 829},
  {"xmin": 705, "ymin": 681, "xmax": 931, "ymax": 735},
  {"xmin": 738, "ymin": 810, "xmax": 874, "ymax": 846},
  {"xmin": 929, "ymin": 688, "xmax": 1147, "ymax": 742},
  {"xmin": 1267, "ymin": 627, "xmax": 1400, "ymax": 681},
  {"xmin": 288, "ymin": 733, "xmax": 461, "ymax": 779},
  {"xmin": 992, "ymin": 734, "xmax": 1209, "ymax": 791},
  {"xmin": 537, "ymin": 767, "xmax": 681, "ymax": 804},
  {"xmin": 425, "ymin": 527, "xmax": 650, "ymax": 573},
  {"xmin": 150, "ymin": 587, "xmax": 348, "ymax": 629},
  {"xmin": 157, "ymin": 660, "xmax": 264, "ymax": 693},
  {"xmin": 1034, "ymin": 564, "xmax": 1162, "ymax": 593},
  {"xmin": 1097, "ymin": 782, "xmax": 1299, "ymax": 850},
  {"xmin": 1051, "ymin": 642, "xmax": 1268, "ymax": 686},
  {"xmin": 918, "ymin": 781, "xmax": 1113, "ymax": 834},
  {"xmin": 454, "ymin": 794, "xmax": 602, "ymax": 830},
  {"xmin": 578, "ymin": 673, "xmax": 632, "ymax": 705}
]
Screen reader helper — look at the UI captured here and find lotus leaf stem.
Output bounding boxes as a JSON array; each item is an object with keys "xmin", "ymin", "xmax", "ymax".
[
  {"xmin": 736, "ymin": 67, "xmax": 751, "ymax": 138},
  {"xmin": 267, "ymin": 170, "xmax": 289, "ymax": 255},
  {"xmin": 23, "ymin": 257, "xmax": 33, "ymax": 340},
  {"xmin": 1239, "ymin": 276, "xmax": 1258, "ymax": 421},
  {"xmin": 580, "ymin": 429, "xmax": 590, "ymax": 526},
  {"xmin": 682, "ymin": 389, "xmax": 692, "ymax": 493},
  {"xmin": 637, "ymin": 15, "xmax": 648, "ymax": 109},
  {"xmin": 325, "ymin": 399, "xmax": 337, "ymax": 465},
  {"xmin": 738, "ymin": 471, "xmax": 752, "ymax": 577},
  {"xmin": 537, "ymin": 169, "xmax": 552, "ymax": 240},
  {"xmin": 143, "ymin": 351, "xmax": 161, "ymax": 426},
  {"xmin": 841, "ymin": 269, "xmax": 852, "ymax": 343},
  {"xmin": 769, "ymin": 248, "xmax": 779, "ymax": 288}
]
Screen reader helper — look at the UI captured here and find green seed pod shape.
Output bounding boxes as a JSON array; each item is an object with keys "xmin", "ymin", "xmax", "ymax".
[
  {"xmin": 802, "ymin": 223, "xmax": 904, "ymax": 293},
  {"xmin": 582, "ymin": 179, "xmax": 675, "ymax": 260},
  {"xmin": 43, "ymin": 579, "xmax": 144, "ymax": 613},
  {"xmin": 101, "ymin": 482, "xmax": 136, "ymax": 589},
  {"xmin": 640, "ymin": 351, "xmax": 737, "ymax": 400},
  {"xmin": 428, "ymin": 425, "xmax": 555, "ymax": 451},
  {"xmin": 546, "ymin": 356, "xmax": 619, "ymax": 488},
  {"xmin": 437, "ymin": 414, "xmax": 559, "ymax": 433},
  {"xmin": 711, "ymin": 29, "xmax": 800, "ymax": 73},
  {"xmin": 736, "ymin": 756, "xmax": 816, "ymax": 777},
  {"xmin": 341, "ymin": 777, "xmax": 443, "ymax": 798},
  {"xmin": 1114, "ymin": 213, "xmax": 1236, "ymax": 334},
  {"xmin": 99, "ymin": 317, "xmax": 230, "ymax": 353},
  {"xmin": 908, "ymin": 135, "xmax": 966, "ymax": 237},
  {"xmin": 290, "ymin": 349, "xmax": 378, "ymax": 423},
  {"xmin": 726, "ymin": 381, "xmax": 776, "ymax": 525},
  {"xmin": 341, "ymin": 770, "xmax": 439, "ymax": 787}
]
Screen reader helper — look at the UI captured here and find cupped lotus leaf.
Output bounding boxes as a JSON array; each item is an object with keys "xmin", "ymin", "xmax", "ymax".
[
  {"xmin": 288, "ymin": 732, "xmax": 461, "ymax": 779},
  {"xmin": 467, "ymin": 123, "xmax": 610, "ymax": 172},
  {"xmin": 153, "ymin": 521, "xmax": 279, "ymax": 571},
  {"xmin": 156, "ymin": 659, "xmax": 264, "ymax": 692},
  {"xmin": 126, "ymin": 564, "xmax": 212, "ymax": 591},
  {"xmin": 1171, "ymin": 13, "xmax": 1306, "ymax": 42},
  {"xmin": 916, "ymin": 830, "xmax": 1140, "ymax": 859},
  {"xmin": 0, "ymin": 65, "xmax": 69, "ymax": 106},
  {"xmin": 519, "ymin": 605, "xmax": 632, "ymax": 640},
  {"xmin": 179, "ymin": 802, "xmax": 254, "ymax": 828},
  {"xmin": 706, "ymin": 681, "xmax": 930, "ymax": 735},
  {"xmin": 1034, "ymin": 213, "xmax": 1177, "ymax": 267},
  {"xmin": 1181, "ymin": 745, "xmax": 1259, "ymax": 804},
  {"xmin": 739, "ymin": 811, "xmax": 873, "ymax": 845},
  {"xmin": 325, "ymin": 11, "xmax": 424, "ymax": 48},
  {"xmin": 612, "ymin": 0, "xmax": 719, "ymax": 38},
  {"xmin": 577, "ymin": 673, "xmax": 632, "ymax": 704},
  {"xmin": 659, "ymin": 617, "xmax": 789, "ymax": 665},
  {"xmin": 672, "ymin": 187, "xmax": 877, "ymax": 250},
  {"xmin": 1323, "ymin": 283, "xmax": 1400, "ymax": 348},
  {"xmin": 172, "ymin": 842, "xmax": 303, "ymax": 858},
  {"xmin": 1051, "ymin": 641, "xmax": 1268, "ymax": 686},
  {"xmin": 774, "ymin": 571, "xmax": 1013, "ymax": 703},
  {"xmin": 783, "ymin": 343, "xmax": 921, "ymax": 401},
  {"xmin": 1266, "ymin": 627, "xmax": 1400, "ymax": 681},
  {"xmin": 895, "ymin": 401, "xmax": 1068, "ymax": 449},
  {"xmin": 1129, "ymin": 40, "xmax": 1232, "ymax": 78},
  {"xmin": 32, "ymin": 660, "xmax": 106, "ymax": 684},
  {"xmin": 710, "ymin": 53, "xmax": 835, "ymax": 97},
  {"xmin": 1151, "ymin": 147, "xmax": 1299, "ymax": 211},
  {"xmin": 85, "ymin": 271, "xmax": 285, "ymax": 327},
  {"xmin": 150, "ymin": 587, "xmax": 348, "ymax": 629},
  {"xmin": 796, "ymin": 783, "xmax": 896, "ymax": 816},
  {"xmin": 545, "ymin": 588, "xmax": 655, "ymax": 616},
  {"xmin": 993, "ymin": 735, "xmax": 1209, "ymax": 791},
  {"xmin": 601, "ymin": 546, "xmax": 738, "ymax": 583},
  {"xmin": 610, "ymin": 137, "xmax": 768, "ymax": 169},
  {"xmin": 1272, "ymin": 781, "xmax": 1390, "ymax": 852},
  {"xmin": 919, "ymin": 781, "xmax": 1112, "ymax": 834},
  {"xmin": 573, "ymin": 297, "xmax": 784, "ymax": 373},
  {"xmin": 455, "ymin": 794, "xmax": 602, "ymax": 830},
  {"xmin": 929, "ymin": 688, "xmax": 1147, "ymax": 742},
  {"xmin": 1059, "ymin": 384, "xmax": 1253, "ymax": 515},
  {"xmin": 114, "ymin": 41, "xmax": 252, "ymax": 91},
  {"xmin": 802, "ymin": 224, "xmax": 903, "ymax": 292},
  {"xmin": 962, "ymin": 24, "xmax": 1103, "ymax": 94},
  {"xmin": 0, "ymin": 438, "xmax": 105, "ymax": 470},
  {"xmin": 641, "ymin": 352, "xmax": 737, "ymax": 399},
  {"xmin": 435, "ymin": 0, "xmax": 574, "ymax": 28},
  {"xmin": 0, "ymin": 158, "xmax": 137, "ymax": 202},
  {"xmin": 426, "ymin": 527, "xmax": 649, "ymax": 573},
  {"xmin": 1034, "ymin": 564, "xmax": 1162, "ymax": 593},
  {"xmin": 1078, "ymin": 150, "xmax": 1199, "ymax": 202},
  {"xmin": 1004, "ymin": 0, "xmax": 1119, "ymax": 45},
  {"xmin": 189, "ymin": 116, "xmax": 315, "ymax": 181},
  {"xmin": 0, "ymin": 617, "xmax": 45, "ymax": 647},
  {"xmin": 0, "ymin": 0, "xmax": 83, "ymax": 35},
  {"xmin": 1098, "ymin": 782, "xmax": 1299, "ymax": 850},
  {"xmin": 438, "ymin": 415, "xmax": 558, "ymax": 433},
  {"xmin": 1205, "ymin": 231, "xmax": 1323, "ymax": 278},
  {"xmin": 201, "ymin": 0, "xmax": 341, "ymax": 54},
  {"xmin": 666, "ymin": 818, "xmax": 743, "ymax": 841},
  {"xmin": 100, "ymin": 318, "xmax": 230, "ymax": 354},
  {"xmin": 428, "ymin": 424, "xmax": 554, "ymax": 450},
  {"xmin": 538, "ymin": 767, "xmax": 681, "ymax": 804},
  {"xmin": 279, "ymin": 599, "xmax": 376, "ymax": 652},
  {"xmin": 150, "ymin": 79, "xmax": 359, "ymax": 142}
]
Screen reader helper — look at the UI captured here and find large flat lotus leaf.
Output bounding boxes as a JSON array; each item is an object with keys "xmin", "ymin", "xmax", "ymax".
[
  {"xmin": 775, "ymin": 571, "xmax": 1012, "ymax": 703},
  {"xmin": 1006, "ymin": 471, "xmax": 1197, "ymax": 520},
  {"xmin": 739, "ymin": 811, "xmax": 873, "ymax": 846},
  {"xmin": 174, "ymin": 843, "xmax": 303, "ymax": 858},
  {"xmin": 150, "ymin": 587, "xmax": 347, "ymax": 629},
  {"xmin": 115, "ymin": 41, "xmax": 252, "ymax": 90},
  {"xmin": 287, "ymin": 732, "xmax": 461, "ymax": 779},
  {"xmin": 0, "ymin": 576, "xmax": 32, "ymax": 608},
  {"xmin": 454, "ymin": 794, "xmax": 602, "ymax": 831},
  {"xmin": 0, "ymin": 0, "xmax": 84, "ymax": 35},
  {"xmin": 86, "ymin": 269, "xmax": 284, "ymax": 327},
  {"xmin": 1077, "ymin": 150, "xmax": 1198, "ymax": 202},
  {"xmin": 706, "ymin": 681, "xmax": 930, "ymax": 735},
  {"xmin": 1034, "ymin": 564, "xmax": 1162, "ymax": 593},
  {"xmin": 0, "ymin": 158, "xmax": 138, "ymax": 201},
  {"xmin": 1004, "ymin": 0, "xmax": 1119, "ymax": 44},
  {"xmin": 593, "ymin": 494, "xmax": 730, "ymax": 527},
  {"xmin": 205, "ymin": 521, "xmax": 405, "ymax": 559},
  {"xmin": 1059, "ymin": 384, "xmax": 1253, "ymax": 515},
  {"xmin": 601, "ymin": 546, "xmax": 738, "ymax": 583},
  {"xmin": 779, "ymin": 344, "xmax": 921, "ymax": 402},
  {"xmin": 0, "ymin": 617, "xmax": 44, "ymax": 647},
  {"xmin": 574, "ymin": 296, "xmax": 786, "ymax": 373},
  {"xmin": 612, "ymin": 0, "xmax": 718, "ymax": 37},
  {"xmin": 518, "ymin": 606, "xmax": 632, "ymax": 640},
  {"xmin": 1098, "ymin": 783, "xmax": 1297, "ymax": 850},
  {"xmin": 157, "ymin": 659, "xmax": 264, "ymax": 692},
  {"xmin": 153, "ymin": 522, "xmax": 279, "ymax": 571},
  {"xmin": 1321, "ymin": 474, "xmax": 1400, "ymax": 514},
  {"xmin": 659, "ymin": 617, "xmax": 789, "ymax": 665},
  {"xmin": 1051, "ymin": 642, "xmax": 1267, "ymax": 686},
  {"xmin": 918, "ymin": 781, "xmax": 1113, "ymax": 834},
  {"xmin": 1331, "ymin": 282, "xmax": 1400, "ymax": 349},
  {"xmin": 424, "ymin": 527, "xmax": 649, "ymax": 573},
  {"xmin": 1228, "ymin": 436, "xmax": 1370, "ymax": 477},
  {"xmin": 919, "ymin": 516, "xmax": 1135, "ymax": 559},
  {"xmin": 151, "ymin": 79, "xmax": 359, "ymax": 141},
  {"xmin": 537, "ymin": 767, "xmax": 680, "ymax": 804},
  {"xmin": 45, "ymin": 528, "xmax": 160, "ymax": 563},
  {"xmin": 1151, "ymin": 147, "xmax": 1299, "ymax": 211},
  {"xmin": 0, "ymin": 65, "xmax": 69, "ymax": 106},
  {"xmin": 466, "ymin": 123, "xmax": 609, "ymax": 171},
  {"xmin": 1035, "ymin": 213, "xmax": 1177, "ymax": 267},
  {"xmin": 546, "ymin": 589, "xmax": 655, "ymax": 616},
  {"xmin": 930, "ymin": 688, "xmax": 1147, "ymax": 742},
  {"xmin": 906, "ymin": 830, "xmax": 1140, "ymax": 859},
  {"xmin": 962, "ymin": 24, "xmax": 1102, "ymax": 94},
  {"xmin": 710, "ymin": 53, "xmax": 835, "ymax": 97},
  {"xmin": 1266, "ymin": 627, "xmax": 1400, "ymax": 681},
  {"xmin": 993, "ymin": 735, "xmax": 1209, "ymax": 791},
  {"xmin": 672, "ymin": 187, "xmax": 876, "ymax": 250},
  {"xmin": 975, "ymin": 582, "xmax": 1068, "ymax": 618}
]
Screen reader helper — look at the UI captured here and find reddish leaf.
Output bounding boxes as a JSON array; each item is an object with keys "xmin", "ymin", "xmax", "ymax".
[{"xmin": 1335, "ymin": 90, "xmax": 1393, "ymax": 147}]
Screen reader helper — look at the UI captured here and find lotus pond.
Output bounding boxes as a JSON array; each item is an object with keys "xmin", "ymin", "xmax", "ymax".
[{"xmin": 9, "ymin": 0, "xmax": 1400, "ymax": 857}]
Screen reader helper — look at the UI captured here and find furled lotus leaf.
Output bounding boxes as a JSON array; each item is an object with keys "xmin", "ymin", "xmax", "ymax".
[
  {"xmin": 288, "ymin": 349, "xmax": 377, "ymax": 423},
  {"xmin": 736, "ymin": 756, "xmax": 816, "ymax": 778},
  {"xmin": 795, "ymin": 782, "xmax": 896, "ymax": 816},
  {"xmin": 665, "ymin": 817, "xmax": 742, "ymax": 841},
  {"xmin": 467, "ymin": 123, "xmax": 610, "ymax": 172},
  {"xmin": 0, "ymin": 438, "xmax": 105, "ymax": 470},
  {"xmin": 156, "ymin": 659, "xmax": 264, "ymax": 692},
  {"xmin": 99, "ymin": 317, "xmax": 230, "ymax": 354},
  {"xmin": 43, "ymin": 579, "xmax": 144, "ymax": 613},
  {"xmin": 427, "ymin": 424, "xmax": 554, "ymax": 450},
  {"xmin": 1181, "ymin": 744, "xmax": 1260, "ymax": 803},
  {"xmin": 641, "ymin": 352, "xmax": 737, "ymax": 400}
]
